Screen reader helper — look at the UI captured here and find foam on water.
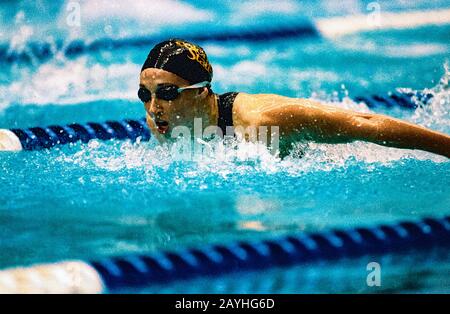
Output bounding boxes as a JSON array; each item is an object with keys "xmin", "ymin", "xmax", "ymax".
[
  {"xmin": 0, "ymin": 58, "xmax": 140, "ymax": 110},
  {"xmin": 410, "ymin": 62, "xmax": 450, "ymax": 132}
]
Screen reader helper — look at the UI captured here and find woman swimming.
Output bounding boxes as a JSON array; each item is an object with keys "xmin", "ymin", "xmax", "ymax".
[{"xmin": 139, "ymin": 39, "xmax": 450, "ymax": 158}]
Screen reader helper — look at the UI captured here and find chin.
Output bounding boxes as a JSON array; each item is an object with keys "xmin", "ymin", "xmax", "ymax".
[{"xmin": 150, "ymin": 128, "xmax": 169, "ymax": 143}]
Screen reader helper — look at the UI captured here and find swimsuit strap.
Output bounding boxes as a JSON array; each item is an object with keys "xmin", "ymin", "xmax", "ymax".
[{"xmin": 217, "ymin": 92, "xmax": 239, "ymax": 135}]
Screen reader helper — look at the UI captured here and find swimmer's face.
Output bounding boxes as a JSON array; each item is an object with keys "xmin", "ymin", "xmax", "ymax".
[{"xmin": 139, "ymin": 68, "xmax": 209, "ymax": 143}]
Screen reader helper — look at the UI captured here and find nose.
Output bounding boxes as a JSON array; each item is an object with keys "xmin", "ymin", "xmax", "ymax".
[{"xmin": 148, "ymin": 96, "xmax": 162, "ymax": 117}]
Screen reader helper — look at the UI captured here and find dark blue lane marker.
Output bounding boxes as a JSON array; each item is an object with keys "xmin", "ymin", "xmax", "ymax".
[
  {"xmin": 0, "ymin": 24, "xmax": 319, "ymax": 64},
  {"xmin": 89, "ymin": 215, "xmax": 450, "ymax": 291}
]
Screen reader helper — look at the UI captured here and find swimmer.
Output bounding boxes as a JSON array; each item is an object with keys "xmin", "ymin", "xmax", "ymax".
[{"xmin": 139, "ymin": 39, "xmax": 450, "ymax": 158}]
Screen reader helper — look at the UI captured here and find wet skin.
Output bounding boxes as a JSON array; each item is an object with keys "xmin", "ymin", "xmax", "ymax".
[
  {"xmin": 140, "ymin": 68, "xmax": 450, "ymax": 158},
  {"xmin": 232, "ymin": 93, "xmax": 450, "ymax": 158}
]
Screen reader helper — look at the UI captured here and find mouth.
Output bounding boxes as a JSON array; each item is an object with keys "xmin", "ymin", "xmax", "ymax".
[{"xmin": 154, "ymin": 119, "xmax": 169, "ymax": 134}]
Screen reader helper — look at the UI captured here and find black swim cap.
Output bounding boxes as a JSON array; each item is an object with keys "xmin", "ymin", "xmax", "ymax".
[{"xmin": 141, "ymin": 39, "xmax": 213, "ymax": 84}]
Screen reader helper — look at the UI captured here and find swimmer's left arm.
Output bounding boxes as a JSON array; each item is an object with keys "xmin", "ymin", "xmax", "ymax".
[
  {"xmin": 260, "ymin": 101, "xmax": 450, "ymax": 158},
  {"xmin": 351, "ymin": 112, "xmax": 450, "ymax": 158}
]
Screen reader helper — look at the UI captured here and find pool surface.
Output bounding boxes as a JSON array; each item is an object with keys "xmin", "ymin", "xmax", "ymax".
[{"xmin": 0, "ymin": 0, "xmax": 449, "ymax": 293}]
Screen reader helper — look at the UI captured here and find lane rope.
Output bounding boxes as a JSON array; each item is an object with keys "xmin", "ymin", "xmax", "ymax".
[{"xmin": 0, "ymin": 215, "xmax": 448, "ymax": 293}]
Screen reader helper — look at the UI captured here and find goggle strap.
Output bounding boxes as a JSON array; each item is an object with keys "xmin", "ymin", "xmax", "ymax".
[{"xmin": 177, "ymin": 81, "xmax": 211, "ymax": 92}]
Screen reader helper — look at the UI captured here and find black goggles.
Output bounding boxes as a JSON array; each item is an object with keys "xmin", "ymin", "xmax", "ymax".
[{"xmin": 138, "ymin": 81, "xmax": 210, "ymax": 103}]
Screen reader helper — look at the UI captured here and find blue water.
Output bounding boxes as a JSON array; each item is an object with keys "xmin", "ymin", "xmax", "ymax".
[{"xmin": 1, "ymin": 1, "xmax": 450, "ymax": 293}]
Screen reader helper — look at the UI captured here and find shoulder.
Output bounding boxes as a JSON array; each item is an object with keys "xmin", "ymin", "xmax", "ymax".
[
  {"xmin": 234, "ymin": 93, "xmax": 323, "ymax": 124},
  {"xmin": 234, "ymin": 93, "xmax": 323, "ymax": 110},
  {"xmin": 231, "ymin": 93, "xmax": 266, "ymax": 126}
]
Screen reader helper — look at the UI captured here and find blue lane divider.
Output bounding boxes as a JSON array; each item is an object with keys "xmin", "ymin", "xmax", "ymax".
[
  {"xmin": 0, "ymin": 24, "xmax": 318, "ymax": 64},
  {"xmin": 10, "ymin": 117, "xmax": 151, "ymax": 150},
  {"xmin": 89, "ymin": 215, "xmax": 450, "ymax": 291},
  {"xmin": 6, "ymin": 91, "xmax": 433, "ymax": 151},
  {"xmin": 354, "ymin": 90, "xmax": 433, "ymax": 109}
]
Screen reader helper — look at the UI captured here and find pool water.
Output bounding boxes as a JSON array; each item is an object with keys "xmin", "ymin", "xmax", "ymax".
[{"xmin": 0, "ymin": 1, "xmax": 449, "ymax": 293}]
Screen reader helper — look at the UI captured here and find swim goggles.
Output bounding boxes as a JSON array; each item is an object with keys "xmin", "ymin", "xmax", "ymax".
[{"xmin": 138, "ymin": 81, "xmax": 210, "ymax": 103}]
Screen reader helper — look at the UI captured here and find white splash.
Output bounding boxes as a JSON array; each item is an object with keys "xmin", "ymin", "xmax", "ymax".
[
  {"xmin": 0, "ymin": 58, "xmax": 140, "ymax": 108},
  {"xmin": 8, "ymin": 11, "xmax": 35, "ymax": 53},
  {"xmin": 335, "ymin": 38, "xmax": 449, "ymax": 58},
  {"xmin": 56, "ymin": 127, "xmax": 446, "ymax": 191},
  {"xmin": 64, "ymin": 0, "xmax": 214, "ymax": 38},
  {"xmin": 228, "ymin": 0, "xmax": 301, "ymax": 25},
  {"xmin": 410, "ymin": 62, "xmax": 450, "ymax": 133}
]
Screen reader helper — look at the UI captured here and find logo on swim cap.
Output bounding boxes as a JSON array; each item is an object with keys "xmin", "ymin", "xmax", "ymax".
[
  {"xmin": 174, "ymin": 40, "xmax": 212, "ymax": 74},
  {"xmin": 141, "ymin": 39, "xmax": 213, "ymax": 84}
]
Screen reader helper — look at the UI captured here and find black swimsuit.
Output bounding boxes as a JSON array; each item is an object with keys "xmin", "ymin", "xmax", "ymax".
[{"xmin": 217, "ymin": 92, "xmax": 239, "ymax": 135}]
